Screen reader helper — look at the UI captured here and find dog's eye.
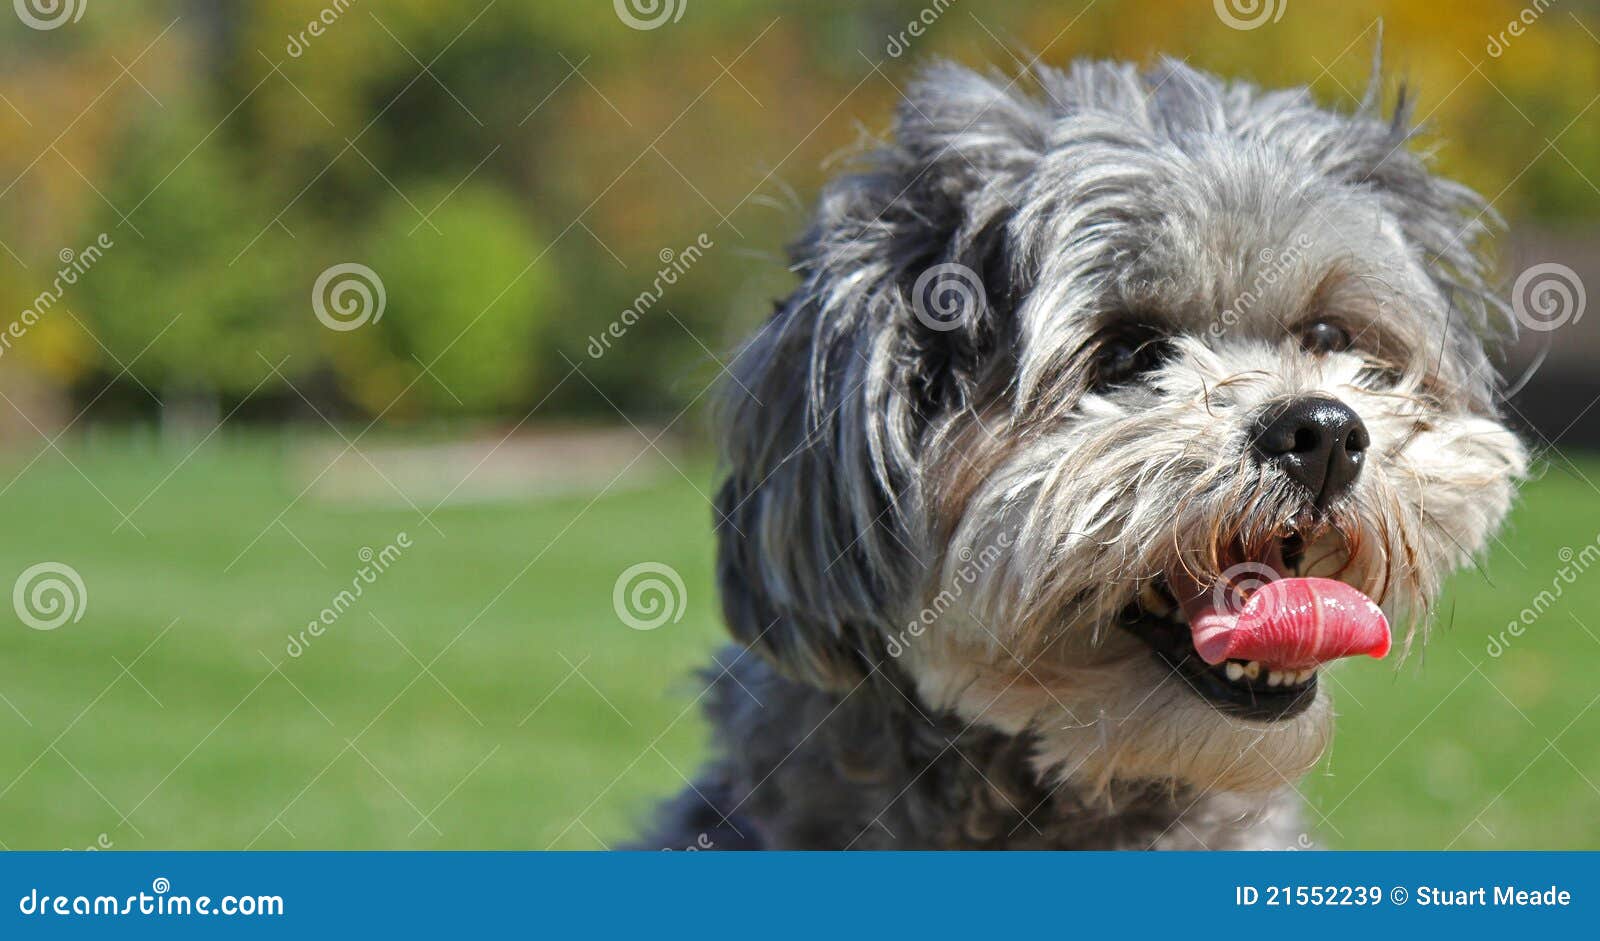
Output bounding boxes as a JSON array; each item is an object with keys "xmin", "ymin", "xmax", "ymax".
[
  {"xmin": 1094, "ymin": 330, "xmax": 1169, "ymax": 388},
  {"xmin": 1301, "ymin": 321, "xmax": 1351, "ymax": 354}
]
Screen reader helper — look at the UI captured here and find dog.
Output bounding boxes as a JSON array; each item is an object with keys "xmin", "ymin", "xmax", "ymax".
[{"xmin": 640, "ymin": 55, "xmax": 1527, "ymax": 850}]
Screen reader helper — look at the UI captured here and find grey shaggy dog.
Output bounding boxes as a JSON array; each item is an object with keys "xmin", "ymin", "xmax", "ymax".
[{"xmin": 640, "ymin": 55, "xmax": 1526, "ymax": 850}]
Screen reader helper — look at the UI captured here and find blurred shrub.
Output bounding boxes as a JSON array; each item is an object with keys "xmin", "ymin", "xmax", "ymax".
[
  {"xmin": 72, "ymin": 106, "xmax": 310, "ymax": 400},
  {"xmin": 333, "ymin": 182, "xmax": 551, "ymax": 415}
]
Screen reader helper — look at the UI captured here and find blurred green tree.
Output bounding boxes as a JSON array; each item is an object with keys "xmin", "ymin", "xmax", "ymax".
[
  {"xmin": 72, "ymin": 106, "xmax": 311, "ymax": 405},
  {"xmin": 341, "ymin": 182, "xmax": 551, "ymax": 416}
]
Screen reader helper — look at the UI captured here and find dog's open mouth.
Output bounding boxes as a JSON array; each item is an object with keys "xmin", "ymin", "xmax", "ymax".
[{"xmin": 1120, "ymin": 532, "xmax": 1391, "ymax": 721}]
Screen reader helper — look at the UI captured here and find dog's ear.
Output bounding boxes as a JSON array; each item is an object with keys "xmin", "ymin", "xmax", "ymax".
[{"xmin": 712, "ymin": 63, "xmax": 1046, "ymax": 690}]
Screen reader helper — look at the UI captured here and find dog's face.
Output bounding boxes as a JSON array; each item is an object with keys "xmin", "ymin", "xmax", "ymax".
[{"xmin": 716, "ymin": 60, "xmax": 1526, "ymax": 797}]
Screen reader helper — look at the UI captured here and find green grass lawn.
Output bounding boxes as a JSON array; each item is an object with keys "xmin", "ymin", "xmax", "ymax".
[{"xmin": 0, "ymin": 431, "xmax": 1596, "ymax": 850}]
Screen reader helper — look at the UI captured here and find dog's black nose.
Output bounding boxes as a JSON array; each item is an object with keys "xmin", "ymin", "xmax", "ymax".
[{"xmin": 1251, "ymin": 396, "xmax": 1369, "ymax": 507}]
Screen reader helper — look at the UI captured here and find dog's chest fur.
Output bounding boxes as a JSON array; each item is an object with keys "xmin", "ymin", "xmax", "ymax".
[{"xmin": 641, "ymin": 648, "xmax": 1305, "ymax": 850}]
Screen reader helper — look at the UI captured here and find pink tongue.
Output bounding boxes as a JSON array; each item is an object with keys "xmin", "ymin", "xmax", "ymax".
[{"xmin": 1179, "ymin": 576, "xmax": 1392, "ymax": 669}]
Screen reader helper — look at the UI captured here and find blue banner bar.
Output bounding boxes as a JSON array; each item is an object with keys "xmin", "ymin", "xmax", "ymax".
[{"xmin": 3, "ymin": 852, "xmax": 1593, "ymax": 936}]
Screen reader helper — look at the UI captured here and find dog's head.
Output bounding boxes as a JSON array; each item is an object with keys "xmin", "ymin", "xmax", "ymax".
[{"xmin": 715, "ymin": 59, "xmax": 1526, "ymax": 795}]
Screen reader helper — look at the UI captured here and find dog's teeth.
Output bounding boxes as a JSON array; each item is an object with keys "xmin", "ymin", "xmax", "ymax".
[{"xmin": 1195, "ymin": 656, "xmax": 1317, "ymax": 689}]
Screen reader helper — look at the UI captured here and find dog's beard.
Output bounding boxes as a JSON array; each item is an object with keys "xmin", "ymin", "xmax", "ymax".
[{"xmin": 899, "ymin": 337, "xmax": 1524, "ymax": 798}]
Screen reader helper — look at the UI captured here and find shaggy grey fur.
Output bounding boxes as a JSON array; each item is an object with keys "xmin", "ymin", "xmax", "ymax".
[{"xmin": 640, "ymin": 55, "xmax": 1525, "ymax": 850}]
